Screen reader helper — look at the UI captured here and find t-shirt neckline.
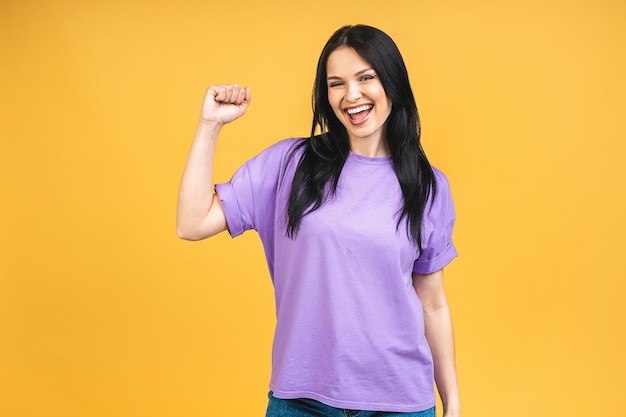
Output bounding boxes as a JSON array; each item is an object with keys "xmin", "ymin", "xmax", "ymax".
[{"xmin": 348, "ymin": 151, "xmax": 392, "ymax": 166}]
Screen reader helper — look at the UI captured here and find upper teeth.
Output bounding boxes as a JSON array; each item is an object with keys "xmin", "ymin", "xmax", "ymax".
[{"xmin": 346, "ymin": 105, "xmax": 372, "ymax": 115}]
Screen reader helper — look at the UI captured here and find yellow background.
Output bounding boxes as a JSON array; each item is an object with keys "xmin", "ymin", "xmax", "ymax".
[{"xmin": 2, "ymin": 0, "xmax": 625, "ymax": 415}]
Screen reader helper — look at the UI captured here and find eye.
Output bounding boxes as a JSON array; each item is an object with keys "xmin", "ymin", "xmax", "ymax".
[
  {"xmin": 359, "ymin": 74, "xmax": 375, "ymax": 82},
  {"xmin": 328, "ymin": 81, "xmax": 344, "ymax": 88}
]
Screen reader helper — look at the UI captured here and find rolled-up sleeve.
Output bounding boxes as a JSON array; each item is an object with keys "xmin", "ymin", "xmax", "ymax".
[
  {"xmin": 413, "ymin": 169, "xmax": 458, "ymax": 274},
  {"xmin": 215, "ymin": 162, "xmax": 254, "ymax": 238},
  {"xmin": 214, "ymin": 138, "xmax": 300, "ymax": 240}
]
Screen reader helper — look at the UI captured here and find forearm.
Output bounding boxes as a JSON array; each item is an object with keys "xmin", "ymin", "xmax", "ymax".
[
  {"xmin": 176, "ymin": 120, "xmax": 223, "ymax": 239},
  {"xmin": 424, "ymin": 304, "xmax": 460, "ymax": 416},
  {"xmin": 176, "ymin": 84, "xmax": 250, "ymax": 240}
]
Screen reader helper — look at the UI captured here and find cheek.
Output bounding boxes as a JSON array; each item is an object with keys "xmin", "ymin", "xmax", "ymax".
[
  {"xmin": 327, "ymin": 90, "xmax": 338, "ymax": 105},
  {"xmin": 376, "ymin": 86, "xmax": 389, "ymax": 103},
  {"xmin": 378, "ymin": 90, "xmax": 392, "ymax": 116},
  {"xmin": 328, "ymin": 92, "xmax": 343, "ymax": 114}
]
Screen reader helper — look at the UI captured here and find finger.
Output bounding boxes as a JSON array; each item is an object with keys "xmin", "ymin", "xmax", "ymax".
[
  {"xmin": 227, "ymin": 84, "xmax": 241, "ymax": 102},
  {"xmin": 218, "ymin": 88, "xmax": 234, "ymax": 103},
  {"xmin": 208, "ymin": 85, "xmax": 224, "ymax": 101},
  {"xmin": 235, "ymin": 87, "xmax": 247, "ymax": 105},
  {"xmin": 244, "ymin": 86, "xmax": 251, "ymax": 103},
  {"xmin": 208, "ymin": 84, "xmax": 246, "ymax": 103},
  {"xmin": 225, "ymin": 86, "xmax": 239, "ymax": 103}
]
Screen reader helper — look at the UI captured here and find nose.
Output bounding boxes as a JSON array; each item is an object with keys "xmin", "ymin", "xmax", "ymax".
[{"xmin": 347, "ymin": 81, "xmax": 362, "ymax": 102}]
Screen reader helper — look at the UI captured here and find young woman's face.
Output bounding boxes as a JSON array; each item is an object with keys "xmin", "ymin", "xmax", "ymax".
[{"xmin": 326, "ymin": 47, "xmax": 392, "ymax": 150}]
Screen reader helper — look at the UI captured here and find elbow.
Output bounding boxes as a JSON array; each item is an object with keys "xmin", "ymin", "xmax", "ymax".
[
  {"xmin": 176, "ymin": 228, "xmax": 193, "ymax": 241},
  {"xmin": 177, "ymin": 230, "xmax": 194, "ymax": 241},
  {"xmin": 176, "ymin": 223, "xmax": 204, "ymax": 241},
  {"xmin": 176, "ymin": 221, "xmax": 222, "ymax": 241},
  {"xmin": 176, "ymin": 209, "xmax": 227, "ymax": 240}
]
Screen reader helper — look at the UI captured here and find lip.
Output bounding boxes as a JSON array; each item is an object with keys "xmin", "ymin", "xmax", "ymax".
[{"xmin": 343, "ymin": 104, "xmax": 373, "ymax": 126}]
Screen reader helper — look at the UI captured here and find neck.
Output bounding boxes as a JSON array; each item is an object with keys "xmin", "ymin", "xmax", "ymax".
[{"xmin": 349, "ymin": 137, "xmax": 390, "ymax": 158}]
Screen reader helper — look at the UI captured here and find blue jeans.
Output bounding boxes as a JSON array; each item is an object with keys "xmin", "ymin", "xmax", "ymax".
[{"xmin": 265, "ymin": 392, "xmax": 436, "ymax": 417}]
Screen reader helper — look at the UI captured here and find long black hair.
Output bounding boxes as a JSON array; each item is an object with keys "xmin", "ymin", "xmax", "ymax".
[{"xmin": 286, "ymin": 24, "xmax": 437, "ymax": 251}]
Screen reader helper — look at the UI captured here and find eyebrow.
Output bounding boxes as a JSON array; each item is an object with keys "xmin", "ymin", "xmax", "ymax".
[{"xmin": 326, "ymin": 68, "xmax": 375, "ymax": 81}]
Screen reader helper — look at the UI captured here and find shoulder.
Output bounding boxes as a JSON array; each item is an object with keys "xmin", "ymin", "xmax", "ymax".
[
  {"xmin": 263, "ymin": 137, "xmax": 306, "ymax": 156},
  {"xmin": 427, "ymin": 166, "xmax": 455, "ymax": 215},
  {"xmin": 431, "ymin": 166, "xmax": 451, "ymax": 189},
  {"xmin": 251, "ymin": 138, "xmax": 306, "ymax": 168},
  {"xmin": 246, "ymin": 137, "xmax": 306, "ymax": 168}
]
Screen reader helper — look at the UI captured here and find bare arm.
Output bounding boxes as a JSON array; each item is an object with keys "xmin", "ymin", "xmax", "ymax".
[
  {"xmin": 412, "ymin": 269, "xmax": 461, "ymax": 417},
  {"xmin": 176, "ymin": 84, "xmax": 251, "ymax": 240}
]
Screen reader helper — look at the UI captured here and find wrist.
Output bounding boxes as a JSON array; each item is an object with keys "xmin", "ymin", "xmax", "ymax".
[
  {"xmin": 198, "ymin": 118, "xmax": 224, "ymax": 129},
  {"xmin": 442, "ymin": 401, "xmax": 461, "ymax": 417}
]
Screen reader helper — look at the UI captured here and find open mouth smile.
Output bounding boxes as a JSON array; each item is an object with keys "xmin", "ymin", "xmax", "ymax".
[
  {"xmin": 345, "ymin": 104, "xmax": 373, "ymax": 117},
  {"xmin": 344, "ymin": 104, "xmax": 373, "ymax": 124}
]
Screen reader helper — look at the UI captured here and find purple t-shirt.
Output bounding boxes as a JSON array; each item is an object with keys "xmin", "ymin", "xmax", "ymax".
[{"xmin": 215, "ymin": 138, "xmax": 457, "ymax": 412}]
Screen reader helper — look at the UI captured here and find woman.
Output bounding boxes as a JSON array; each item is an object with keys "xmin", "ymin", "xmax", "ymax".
[{"xmin": 177, "ymin": 25, "xmax": 460, "ymax": 417}]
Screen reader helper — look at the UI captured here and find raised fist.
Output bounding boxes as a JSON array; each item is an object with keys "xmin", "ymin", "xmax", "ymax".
[{"xmin": 200, "ymin": 84, "xmax": 251, "ymax": 125}]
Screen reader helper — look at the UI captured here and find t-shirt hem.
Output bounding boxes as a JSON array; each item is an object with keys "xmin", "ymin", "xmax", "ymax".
[{"xmin": 269, "ymin": 387, "xmax": 436, "ymax": 413}]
